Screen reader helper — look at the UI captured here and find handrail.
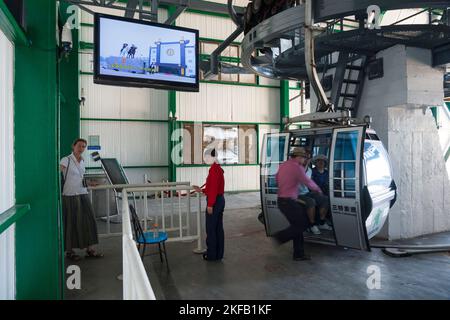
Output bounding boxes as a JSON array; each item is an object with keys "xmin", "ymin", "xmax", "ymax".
[
  {"xmin": 0, "ymin": 205, "xmax": 31, "ymax": 235},
  {"xmin": 88, "ymin": 181, "xmax": 190, "ymax": 191}
]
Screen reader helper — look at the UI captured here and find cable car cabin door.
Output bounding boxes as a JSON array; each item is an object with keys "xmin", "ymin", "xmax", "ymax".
[
  {"xmin": 329, "ymin": 126, "xmax": 370, "ymax": 251},
  {"xmin": 260, "ymin": 132, "xmax": 290, "ymax": 236}
]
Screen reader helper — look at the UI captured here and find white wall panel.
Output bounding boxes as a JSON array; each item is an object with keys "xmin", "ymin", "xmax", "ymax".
[
  {"xmin": 124, "ymin": 168, "xmax": 169, "ymax": 184},
  {"xmin": 80, "ymin": 26, "xmax": 93, "ymax": 43},
  {"xmin": 80, "ymin": 121, "xmax": 168, "ymax": 168},
  {"xmin": 289, "ymin": 89, "xmax": 310, "ymax": 118},
  {"xmin": 81, "ymin": 5, "xmax": 168, "ymax": 24},
  {"xmin": 259, "ymin": 77, "xmax": 280, "ymax": 87},
  {"xmin": 80, "ymin": 8, "xmax": 168, "ymax": 42},
  {"xmin": 80, "ymin": 74, "xmax": 168, "ymax": 120},
  {"xmin": 177, "ymin": 165, "xmax": 259, "ymax": 191},
  {"xmin": 177, "ymin": 83, "xmax": 279, "ymax": 123},
  {"xmin": 177, "ymin": 12, "xmax": 241, "ymax": 41},
  {"xmin": 0, "ymin": 30, "xmax": 15, "ymax": 300},
  {"xmin": 381, "ymin": 9, "xmax": 430, "ymax": 26}
]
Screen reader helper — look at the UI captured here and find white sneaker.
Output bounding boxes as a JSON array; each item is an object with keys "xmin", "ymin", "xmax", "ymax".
[
  {"xmin": 318, "ymin": 222, "xmax": 333, "ymax": 231},
  {"xmin": 310, "ymin": 225, "xmax": 321, "ymax": 235}
]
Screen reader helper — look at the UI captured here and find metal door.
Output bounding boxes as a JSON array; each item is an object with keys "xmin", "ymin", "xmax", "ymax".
[
  {"xmin": 260, "ymin": 132, "xmax": 290, "ymax": 236},
  {"xmin": 329, "ymin": 126, "xmax": 370, "ymax": 250}
]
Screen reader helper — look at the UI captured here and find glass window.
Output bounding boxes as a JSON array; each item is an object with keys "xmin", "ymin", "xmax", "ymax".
[
  {"xmin": 267, "ymin": 135, "xmax": 287, "ymax": 163},
  {"xmin": 204, "ymin": 125, "xmax": 238, "ymax": 164},
  {"xmin": 334, "ymin": 131, "xmax": 358, "ymax": 161},
  {"xmin": 183, "ymin": 124, "xmax": 257, "ymax": 165},
  {"xmin": 333, "ymin": 162, "xmax": 356, "ymax": 179},
  {"xmin": 364, "ymin": 141, "xmax": 393, "ymax": 194}
]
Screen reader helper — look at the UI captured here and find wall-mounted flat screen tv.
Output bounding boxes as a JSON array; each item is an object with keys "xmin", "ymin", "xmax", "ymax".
[{"xmin": 94, "ymin": 13, "xmax": 199, "ymax": 92}]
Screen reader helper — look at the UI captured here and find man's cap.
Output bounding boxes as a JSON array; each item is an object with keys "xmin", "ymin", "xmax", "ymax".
[{"xmin": 290, "ymin": 147, "xmax": 310, "ymax": 158}]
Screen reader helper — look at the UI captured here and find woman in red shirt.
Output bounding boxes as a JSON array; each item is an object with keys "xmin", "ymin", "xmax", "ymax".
[{"xmin": 194, "ymin": 149, "xmax": 225, "ymax": 261}]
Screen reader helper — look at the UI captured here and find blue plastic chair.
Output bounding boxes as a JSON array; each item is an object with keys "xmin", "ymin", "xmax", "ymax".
[{"xmin": 129, "ymin": 205, "xmax": 169, "ymax": 268}]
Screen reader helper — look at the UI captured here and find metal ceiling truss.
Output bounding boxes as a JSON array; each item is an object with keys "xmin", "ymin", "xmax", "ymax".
[
  {"xmin": 65, "ymin": 0, "xmax": 244, "ymax": 22},
  {"xmin": 64, "ymin": 0, "xmax": 245, "ymax": 75}
]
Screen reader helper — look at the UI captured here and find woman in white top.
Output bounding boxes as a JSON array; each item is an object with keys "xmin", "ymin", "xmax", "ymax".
[{"xmin": 60, "ymin": 138, "xmax": 102, "ymax": 261}]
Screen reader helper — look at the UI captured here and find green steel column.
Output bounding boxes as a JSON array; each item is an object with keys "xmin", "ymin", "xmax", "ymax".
[
  {"xmin": 167, "ymin": 5, "xmax": 177, "ymax": 182},
  {"xmin": 59, "ymin": 0, "xmax": 80, "ymax": 155},
  {"xmin": 280, "ymin": 80, "xmax": 290, "ymax": 131},
  {"xmin": 14, "ymin": 0, "xmax": 62, "ymax": 299},
  {"xmin": 168, "ymin": 91, "xmax": 177, "ymax": 182}
]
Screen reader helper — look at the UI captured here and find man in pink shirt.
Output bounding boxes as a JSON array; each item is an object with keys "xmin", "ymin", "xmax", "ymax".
[{"xmin": 274, "ymin": 147, "xmax": 323, "ymax": 261}]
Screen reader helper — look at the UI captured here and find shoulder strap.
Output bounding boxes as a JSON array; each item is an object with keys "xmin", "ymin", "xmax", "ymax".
[{"xmin": 64, "ymin": 156, "xmax": 71, "ymax": 182}]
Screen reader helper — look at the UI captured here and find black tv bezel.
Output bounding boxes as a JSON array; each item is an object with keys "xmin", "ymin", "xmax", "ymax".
[{"xmin": 94, "ymin": 13, "xmax": 199, "ymax": 92}]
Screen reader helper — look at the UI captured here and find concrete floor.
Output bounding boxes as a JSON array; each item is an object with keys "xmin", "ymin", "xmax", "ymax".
[{"xmin": 65, "ymin": 192, "xmax": 450, "ymax": 300}]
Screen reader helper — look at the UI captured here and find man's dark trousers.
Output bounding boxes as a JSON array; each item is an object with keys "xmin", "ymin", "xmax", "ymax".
[
  {"xmin": 205, "ymin": 195, "xmax": 225, "ymax": 260},
  {"xmin": 275, "ymin": 197, "xmax": 309, "ymax": 258}
]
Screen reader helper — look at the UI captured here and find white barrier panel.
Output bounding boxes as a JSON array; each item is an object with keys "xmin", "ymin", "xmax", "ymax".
[
  {"xmin": 90, "ymin": 182, "xmax": 203, "ymax": 253},
  {"xmin": 122, "ymin": 192, "xmax": 156, "ymax": 300}
]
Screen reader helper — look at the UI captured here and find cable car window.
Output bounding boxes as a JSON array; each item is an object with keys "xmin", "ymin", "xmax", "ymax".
[
  {"xmin": 366, "ymin": 133, "xmax": 380, "ymax": 141},
  {"xmin": 334, "ymin": 131, "xmax": 358, "ymax": 160},
  {"xmin": 291, "ymin": 136, "xmax": 310, "ymax": 148},
  {"xmin": 334, "ymin": 162, "xmax": 356, "ymax": 179},
  {"xmin": 333, "ymin": 130, "xmax": 359, "ymax": 199},
  {"xmin": 364, "ymin": 141, "xmax": 393, "ymax": 194},
  {"xmin": 267, "ymin": 136, "xmax": 287, "ymax": 163},
  {"xmin": 312, "ymin": 135, "xmax": 331, "ymax": 160}
]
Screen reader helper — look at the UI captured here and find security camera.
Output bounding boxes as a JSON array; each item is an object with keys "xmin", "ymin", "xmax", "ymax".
[{"xmin": 60, "ymin": 21, "xmax": 72, "ymax": 56}]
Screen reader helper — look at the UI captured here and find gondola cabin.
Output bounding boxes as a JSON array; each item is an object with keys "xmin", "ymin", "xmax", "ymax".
[{"xmin": 260, "ymin": 118, "xmax": 397, "ymax": 251}]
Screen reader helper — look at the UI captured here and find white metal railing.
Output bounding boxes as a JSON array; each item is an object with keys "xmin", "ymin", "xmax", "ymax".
[
  {"xmin": 88, "ymin": 182, "xmax": 203, "ymax": 251},
  {"xmin": 89, "ymin": 182, "xmax": 204, "ymax": 300}
]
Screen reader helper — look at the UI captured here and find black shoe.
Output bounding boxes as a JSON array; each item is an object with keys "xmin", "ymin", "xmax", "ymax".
[
  {"xmin": 293, "ymin": 255, "xmax": 311, "ymax": 261},
  {"xmin": 203, "ymin": 253, "xmax": 217, "ymax": 261}
]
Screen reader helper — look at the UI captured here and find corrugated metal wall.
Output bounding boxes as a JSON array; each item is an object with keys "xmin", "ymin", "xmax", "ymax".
[
  {"xmin": 79, "ymin": 7, "xmax": 170, "ymax": 183},
  {"xmin": 0, "ymin": 29, "xmax": 15, "ymax": 300},
  {"xmin": 177, "ymin": 165, "xmax": 260, "ymax": 191},
  {"xmin": 79, "ymin": 6, "xmax": 281, "ymax": 190},
  {"xmin": 178, "ymin": 11, "xmax": 244, "ymax": 42},
  {"xmin": 175, "ymin": 10, "xmax": 280, "ymax": 191},
  {"xmin": 177, "ymin": 83, "xmax": 279, "ymax": 123}
]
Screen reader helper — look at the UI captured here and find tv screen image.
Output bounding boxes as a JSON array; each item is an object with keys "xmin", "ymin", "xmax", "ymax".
[{"xmin": 94, "ymin": 13, "xmax": 199, "ymax": 92}]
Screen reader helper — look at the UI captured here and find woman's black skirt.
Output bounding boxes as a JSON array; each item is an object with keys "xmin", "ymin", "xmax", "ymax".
[{"xmin": 62, "ymin": 194, "xmax": 99, "ymax": 251}]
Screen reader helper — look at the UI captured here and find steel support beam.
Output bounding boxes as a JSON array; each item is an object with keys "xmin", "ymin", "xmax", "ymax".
[
  {"xmin": 305, "ymin": 0, "xmax": 333, "ymax": 112},
  {"xmin": 67, "ymin": 0, "xmax": 245, "ymax": 17},
  {"xmin": 165, "ymin": 3, "xmax": 187, "ymax": 25},
  {"xmin": 330, "ymin": 51, "xmax": 349, "ymax": 108},
  {"xmin": 314, "ymin": 0, "xmax": 450, "ymax": 22},
  {"xmin": 203, "ymin": 24, "xmax": 244, "ymax": 78},
  {"xmin": 125, "ymin": 0, "xmax": 139, "ymax": 18}
]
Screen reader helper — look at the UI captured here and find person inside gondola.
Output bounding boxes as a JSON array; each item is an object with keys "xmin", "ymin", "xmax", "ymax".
[
  {"xmin": 311, "ymin": 154, "xmax": 329, "ymax": 195},
  {"xmin": 297, "ymin": 153, "xmax": 332, "ymax": 235}
]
